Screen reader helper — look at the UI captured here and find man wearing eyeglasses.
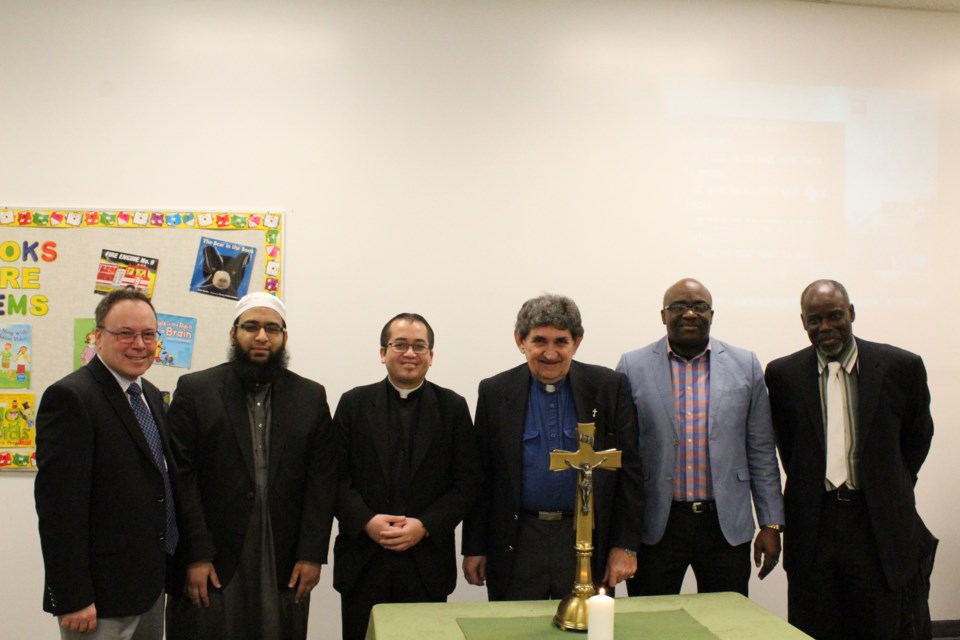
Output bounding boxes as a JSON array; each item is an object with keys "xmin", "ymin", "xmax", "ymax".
[
  {"xmin": 35, "ymin": 288, "xmax": 176, "ymax": 639},
  {"xmin": 165, "ymin": 292, "xmax": 336, "ymax": 640},
  {"xmin": 462, "ymin": 294, "xmax": 643, "ymax": 601},
  {"xmin": 615, "ymin": 278, "xmax": 783, "ymax": 598},
  {"xmin": 332, "ymin": 313, "xmax": 480, "ymax": 640}
]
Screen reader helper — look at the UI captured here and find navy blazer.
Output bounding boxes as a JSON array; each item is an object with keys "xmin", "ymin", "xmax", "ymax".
[
  {"xmin": 35, "ymin": 356, "xmax": 174, "ymax": 617},
  {"xmin": 765, "ymin": 337, "xmax": 933, "ymax": 589},
  {"xmin": 333, "ymin": 379, "xmax": 480, "ymax": 599},
  {"xmin": 166, "ymin": 363, "xmax": 337, "ymax": 588},
  {"xmin": 461, "ymin": 361, "xmax": 643, "ymax": 600}
]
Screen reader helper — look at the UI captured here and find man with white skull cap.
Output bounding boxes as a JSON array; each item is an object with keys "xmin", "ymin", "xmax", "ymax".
[{"xmin": 166, "ymin": 292, "xmax": 337, "ymax": 640}]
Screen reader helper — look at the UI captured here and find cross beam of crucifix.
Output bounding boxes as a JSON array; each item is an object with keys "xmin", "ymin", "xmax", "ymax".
[{"xmin": 549, "ymin": 422, "xmax": 622, "ymax": 546}]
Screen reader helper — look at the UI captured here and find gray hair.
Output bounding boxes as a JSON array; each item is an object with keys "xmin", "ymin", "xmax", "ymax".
[{"xmin": 514, "ymin": 294, "xmax": 584, "ymax": 340}]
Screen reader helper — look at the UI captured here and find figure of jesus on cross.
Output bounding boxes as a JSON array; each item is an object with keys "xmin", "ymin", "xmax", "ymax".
[{"xmin": 548, "ymin": 420, "xmax": 622, "ymax": 630}]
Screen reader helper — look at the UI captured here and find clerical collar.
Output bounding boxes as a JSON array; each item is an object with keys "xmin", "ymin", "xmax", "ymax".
[
  {"xmin": 532, "ymin": 376, "xmax": 569, "ymax": 395},
  {"xmin": 388, "ymin": 379, "xmax": 424, "ymax": 399}
]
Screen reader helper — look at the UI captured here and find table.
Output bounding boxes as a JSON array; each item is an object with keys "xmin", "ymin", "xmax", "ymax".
[{"xmin": 366, "ymin": 592, "xmax": 811, "ymax": 639}]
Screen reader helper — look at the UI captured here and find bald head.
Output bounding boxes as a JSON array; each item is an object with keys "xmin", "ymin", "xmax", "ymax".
[
  {"xmin": 801, "ymin": 279, "xmax": 850, "ymax": 308},
  {"xmin": 662, "ymin": 278, "xmax": 712, "ymax": 308},
  {"xmin": 661, "ymin": 278, "xmax": 714, "ymax": 358}
]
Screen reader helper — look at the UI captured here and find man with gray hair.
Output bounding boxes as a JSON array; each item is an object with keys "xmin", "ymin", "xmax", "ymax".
[
  {"xmin": 462, "ymin": 294, "xmax": 643, "ymax": 600},
  {"xmin": 165, "ymin": 292, "xmax": 337, "ymax": 640}
]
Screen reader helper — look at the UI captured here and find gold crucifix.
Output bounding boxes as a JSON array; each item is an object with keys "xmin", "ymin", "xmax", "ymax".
[{"xmin": 548, "ymin": 422, "xmax": 623, "ymax": 631}]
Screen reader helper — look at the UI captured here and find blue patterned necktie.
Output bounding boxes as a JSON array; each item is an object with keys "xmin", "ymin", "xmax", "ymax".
[{"xmin": 127, "ymin": 383, "xmax": 179, "ymax": 555}]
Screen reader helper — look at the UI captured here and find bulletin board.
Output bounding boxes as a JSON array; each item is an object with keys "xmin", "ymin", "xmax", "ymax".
[{"xmin": 0, "ymin": 207, "xmax": 285, "ymax": 471}]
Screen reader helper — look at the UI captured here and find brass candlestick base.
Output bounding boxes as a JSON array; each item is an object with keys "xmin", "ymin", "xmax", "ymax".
[
  {"xmin": 553, "ymin": 586, "xmax": 594, "ymax": 631},
  {"xmin": 553, "ymin": 545, "xmax": 595, "ymax": 631}
]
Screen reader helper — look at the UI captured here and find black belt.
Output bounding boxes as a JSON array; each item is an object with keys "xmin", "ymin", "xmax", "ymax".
[
  {"xmin": 672, "ymin": 500, "xmax": 717, "ymax": 514},
  {"xmin": 522, "ymin": 510, "xmax": 574, "ymax": 522},
  {"xmin": 825, "ymin": 488, "xmax": 863, "ymax": 502}
]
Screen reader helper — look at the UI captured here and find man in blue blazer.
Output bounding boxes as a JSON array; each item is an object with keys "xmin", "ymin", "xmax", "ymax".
[{"xmin": 616, "ymin": 278, "xmax": 783, "ymax": 597}]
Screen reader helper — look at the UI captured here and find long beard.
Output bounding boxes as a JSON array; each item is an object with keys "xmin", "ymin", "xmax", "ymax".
[{"xmin": 229, "ymin": 341, "xmax": 289, "ymax": 386}]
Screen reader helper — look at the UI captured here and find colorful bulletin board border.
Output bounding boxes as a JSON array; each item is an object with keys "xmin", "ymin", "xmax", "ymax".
[{"xmin": 0, "ymin": 209, "xmax": 284, "ymax": 298}]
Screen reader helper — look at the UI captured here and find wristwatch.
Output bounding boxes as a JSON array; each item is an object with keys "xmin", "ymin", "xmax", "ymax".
[{"xmin": 761, "ymin": 524, "xmax": 784, "ymax": 532}]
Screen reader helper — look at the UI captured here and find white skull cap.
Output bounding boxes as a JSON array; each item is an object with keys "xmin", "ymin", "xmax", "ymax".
[{"xmin": 234, "ymin": 292, "xmax": 287, "ymax": 322}]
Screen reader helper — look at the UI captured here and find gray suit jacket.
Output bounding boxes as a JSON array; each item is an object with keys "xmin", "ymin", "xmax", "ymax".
[{"xmin": 616, "ymin": 336, "xmax": 783, "ymax": 546}]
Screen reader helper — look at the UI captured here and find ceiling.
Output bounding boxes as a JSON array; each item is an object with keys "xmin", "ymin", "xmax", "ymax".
[{"xmin": 797, "ymin": 0, "xmax": 960, "ymax": 11}]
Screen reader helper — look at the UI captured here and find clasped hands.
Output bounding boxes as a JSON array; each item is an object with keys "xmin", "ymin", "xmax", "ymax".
[{"xmin": 364, "ymin": 514, "xmax": 427, "ymax": 552}]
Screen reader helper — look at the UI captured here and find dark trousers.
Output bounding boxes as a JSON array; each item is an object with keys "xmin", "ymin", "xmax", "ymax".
[
  {"xmin": 627, "ymin": 501, "xmax": 750, "ymax": 597},
  {"xmin": 497, "ymin": 513, "xmax": 577, "ymax": 601},
  {"xmin": 340, "ymin": 550, "xmax": 443, "ymax": 640},
  {"xmin": 787, "ymin": 493, "xmax": 904, "ymax": 640}
]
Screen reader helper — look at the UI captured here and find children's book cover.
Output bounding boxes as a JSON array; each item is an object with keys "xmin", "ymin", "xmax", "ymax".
[{"xmin": 0, "ymin": 325, "xmax": 31, "ymax": 389}]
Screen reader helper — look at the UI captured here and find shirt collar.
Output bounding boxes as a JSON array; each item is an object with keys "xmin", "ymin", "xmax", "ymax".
[
  {"xmin": 96, "ymin": 353, "xmax": 142, "ymax": 392},
  {"xmin": 667, "ymin": 338, "xmax": 712, "ymax": 362},
  {"xmin": 817, "ymin": 338, "xmax": 858, "ymax": 375}
]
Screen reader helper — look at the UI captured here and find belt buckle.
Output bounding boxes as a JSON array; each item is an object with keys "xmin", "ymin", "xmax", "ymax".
[
  {"xmin": 691, "ymin": 501, "xmax": 706, "ymax": 514},
  {"xmin": 539, "ymin": 511, "xmax": 563, "ymax": 522}
]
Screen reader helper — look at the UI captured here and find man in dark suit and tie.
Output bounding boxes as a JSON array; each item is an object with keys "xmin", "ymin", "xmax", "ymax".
[
  {"xmin": 165, "ymin": 292, "xmax": 337, "ymax": 640},
  {"xmin": 333, "ymin": 313, "xmax": 480, "ymax": 640},
  {"xmin": 462, "ymin": 294, "xmax": 643, "ymax": 600},
  {"xmin": 765, "ymin": 279, "xmax": 934, "ymax": 639},
  {"xmin": 35, "ymin": 288, "xmax": 177, "ymax": 639}
]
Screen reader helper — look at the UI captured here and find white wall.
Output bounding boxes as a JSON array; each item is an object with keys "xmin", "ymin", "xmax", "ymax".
[{"xmin": 1, "ymin": 0, "xmax": 958, "ymax": 637}]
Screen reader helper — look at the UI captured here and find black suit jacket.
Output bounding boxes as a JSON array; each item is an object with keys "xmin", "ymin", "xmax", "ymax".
[
  {"xmin": 166, "ymin": 363, "xmax": 337, "ymax": 588},
  {"xmin": 461, "ymin": 361, "xmax": 644, "ymax": 600},
  {"xmin": 765, "ymin": 337, "xmax": 933, "ymax": 589},
  {"xmin": 34, "ymin": 356, "xmax": 174, "ymax": 617},
  {"xmin": 333, "ymin": 379, "xmax": 481, "ymax": 599}
]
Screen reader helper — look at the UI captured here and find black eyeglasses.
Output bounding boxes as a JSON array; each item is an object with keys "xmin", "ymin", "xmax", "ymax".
[
  {"xmin": 663, "ymin": 302, "xmax": 713, "ymax": 314},
  {"xmin": 387, "ymin": 342, "xmax": 430, "ymax": 354},
  {"xmin": 99, "ymin": 327, "xmax": 159, "ymax": 344},
  {"xmin": 235, "ymin": 321, "xmax": 286, "ymax": 336}
]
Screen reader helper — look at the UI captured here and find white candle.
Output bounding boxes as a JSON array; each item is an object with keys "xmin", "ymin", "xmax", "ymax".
[{"xmin": 587, "ymin": 590, "xmax": 614, "ymax": 640}]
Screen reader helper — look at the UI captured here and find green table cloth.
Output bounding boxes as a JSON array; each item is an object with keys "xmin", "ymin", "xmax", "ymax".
[{"xmin": 366, "ymin": 592, "xmax": 811, "ymax": 640}]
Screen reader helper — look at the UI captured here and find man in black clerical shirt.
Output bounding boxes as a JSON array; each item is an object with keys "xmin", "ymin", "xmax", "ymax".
[{"xmin": 333, "ymin": 313, "xmax": 480, "ymax": 640}]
